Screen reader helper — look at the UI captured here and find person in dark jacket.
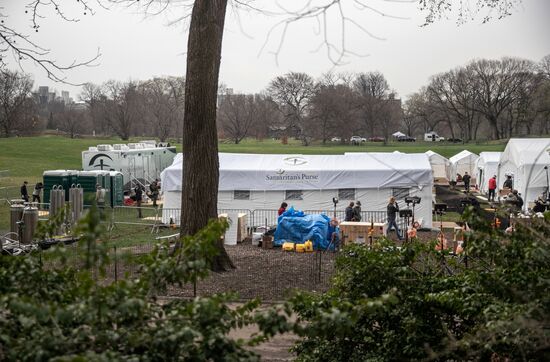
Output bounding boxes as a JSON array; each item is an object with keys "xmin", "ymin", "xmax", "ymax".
[
  {"xmin": 352, "ymin": 201, "xmax": 362, "ymax": 221},
  {"xmin": 344, "ymin": 202, "xmax": 354, "ymax": 221},
  {"xmin": 503, "ymin": 175, "xmax": 513, "ymax": 189},
  {"xmin": 462, "ymin": 172, "xmax": 471, "ymax": 192},
  {"xmin": 135, "ymin": 185, "xmax": 143, "ymax": 218},
  {"xmin": 386, "ymin": 197, "xmax": 402, "ymax": 240},
  {"xmin": 32, "ymin": 182, "xmax": 43, "ymax": 203},
  {"xmin": 20, "ymin": 181, "xmax": 29, "ymax": 203},
  {"xmin": 149, "ymin": 179, "xmax": 160, "ymax": 207}
]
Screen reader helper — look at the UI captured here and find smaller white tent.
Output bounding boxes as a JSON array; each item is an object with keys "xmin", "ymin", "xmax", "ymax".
[
  {"xmin": 475, "ymin": 152, "xmax": 502, "ymax": 194},
  {"xmin": 448, "ymin": 150, "xmax": 479, "ymax": 182},
  {"xmin": 425, "ymin": 150, "xmax": 450, "ymax": 179},
  {"xmin": 497, "ymin": 138, "xmax": 550, "ymax": 209},
  {"xmin": 392, "ymin": 131, "xmax": 406, "ymax": 138}
]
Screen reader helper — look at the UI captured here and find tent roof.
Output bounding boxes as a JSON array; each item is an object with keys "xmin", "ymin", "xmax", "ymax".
[
  {"xmin": 392, "ymin": 131, "xmax": 406, "ymax": 137},
  {"xmin": 449, "ymin": 150, "xmax": 478, "ymax": 163},
  {"xmin": 161, "ymin": 152, "xmax": 432, "ymax": 192},
  {"xmin": 425, "ymin": 150, "xmax": 449, "ymax": 164},
  {"xmin": 500, "ymin": 138, "xmax": 550, "ymax": 167},
  {"xmin": 478, "ymin": 152, "xmax": 502, "ymax": 164}
]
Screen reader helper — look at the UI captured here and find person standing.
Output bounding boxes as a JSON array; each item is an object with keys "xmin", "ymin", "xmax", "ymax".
[
  {"xmin": 32, "ymin": 182, "xmax": 43, "ymax": 203},
  {"xmin": 20, "ymin": 181, "xmax": 29, "ymax": 203},
  {"xmin": 95, "ymin": 184, "xmax": 106, "ymax": 215},
  {"xmin": 462, "ymin": 172, "xmax": 471, "ymax": 193},
  {"xmin": 488, "ymin": 175, "xmax": 497, "ymax": 202},
  {"xmin": 352, "ymin": 201, "xmax": 362, "ymax": 221},
  {"xmin": 386, "ymin": 197, "xmax": 403, "ymax": 240},
  {"xmin": 503, "ymin": 175, "xmax": 513, "ymax": 189},
  {"xmin": 135, "ymin": 185, "xmax": 143, "ymax": 218},
  {"xmin": 149, "ymin": 179, "xmax": 160, "ymax": 207},
  {"xmin": 277, "ymin": 202, "xmax": 288, "ymax": 216},
  {"xmin": 344, "ymin": 202, "xmax": 354, "ymax": 221}
]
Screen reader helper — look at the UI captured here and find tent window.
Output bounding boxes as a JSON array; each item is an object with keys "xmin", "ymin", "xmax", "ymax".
[
  {"xmin": 338, "ymin": 188, "xmax": 355, "ymax": 200},
  {"xmin": 285, "ymin": 190, "xmax": 303, "ymax": 200},
  {"xmin": 233, "ymin": 190, "xmax": 250, "ymax": 200},
  {"xmin": 392, "ymin": 188, "xmax": 409, "ymax": 200}
]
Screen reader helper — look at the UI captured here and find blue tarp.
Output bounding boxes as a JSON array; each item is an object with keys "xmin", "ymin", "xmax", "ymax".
[{"xmin": 274, "ymin": 207, "xmax": 336, "ymax": 250}]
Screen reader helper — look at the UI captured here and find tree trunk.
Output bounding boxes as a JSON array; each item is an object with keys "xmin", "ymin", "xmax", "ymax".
[{"xmin": 180, "ymin": 0, "xmax": 233, "ymax": 271}]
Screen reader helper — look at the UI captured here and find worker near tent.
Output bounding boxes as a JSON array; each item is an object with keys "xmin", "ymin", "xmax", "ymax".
[
  {"xmin": 462, "ymin": 172, "xmax": 471, "ymax": 192},
  {"xmin": 149, "ymin": 179, "xmax": 160, "ymax": 207},
  {"xmin": 20, "ymin": 181, "xmax": 29, "ymax": 203},
  {"xmin": 352, "ymin": 201, "xmax": 362, "ymax": 221},
  {"xmin": 327, "ymin": 218, "xmax": 340, "ymax": 250},
  {"xmin": 488, "ymin": 175, "xmax": 497, "ymax": 202},
  {"xmin": 503, "ymin": 175, "xmax": 513, "ymax": 189},
  {"xmin": 344, "ymin": 202, "xmax": 354, "ymax": 221},
  {"xmin": 386, "ymin": 197, "xmax": 403, "ymax": 240},
  {"xmin": 32, "ymin": 182, "xmax": 43, "ymax": 203},
  {"xmin": 533, "ymin": 196, "xmax": 546, "ymax": 213},
  {"xmin": 277, "ymin": 202, "xmax": 288, "ymax": 216},
  {"xmin": 506, "ymin": 190, "xmax": 523, "ymax": 213},
  {"xmin": 514, "ymin": 190, "xmax": 524, "ymax": 211},
  {"xmin": 135, "ymin": 184, "xmax": 144, "ymax": 218},
  {"xmin": 95, "ymin": 184, "xmax": 106, "ymax": 216}
]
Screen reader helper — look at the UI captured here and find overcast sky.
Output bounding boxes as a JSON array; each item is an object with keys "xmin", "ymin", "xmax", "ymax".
[{"xmin": 5, "ymin": 0, "xmax": 550, "ymax": 100}]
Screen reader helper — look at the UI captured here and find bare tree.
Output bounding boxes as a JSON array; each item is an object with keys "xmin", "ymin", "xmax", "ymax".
[
  {"xmin": 0, "ymin": 70, "xmax": 34, "ymax": 137},
  {"xmin": 218, "ymin": 93, "xmax": 256, "ymax": 144},
  {"xmin": 354, "ymin": 71, "xmax": 393, "ymax": 142},
  {"xmin": 58, "ymin": 105, "xmax": 86, "ymax": 139},
  {"xmin": 141, "ymin": 77, "xmax": 185, "ymax": 142},
  {"xmin": 309, "ymin": 83, "xmax": 361, "ymax": 143},
  {"xmin": 80, "ymin": 83, "xmax": 107, "ymax": 135},
  {"xmin": 468, "ymin": 57, "xmax": 535, "ymax": 139},
  {"xmin": 405, "ymin": 89, "xmax": 443, "ymax": 134},
  {"xmin": 268, "ymin": 72, "xmax": 317, "ymax": 145},
  {"xmin": 102, "ymin": 80, "xmax": 142, "ymax": 140},
  {"xmin": 427, "ymin": 68, "xmax": 482, "ymax": 141}
]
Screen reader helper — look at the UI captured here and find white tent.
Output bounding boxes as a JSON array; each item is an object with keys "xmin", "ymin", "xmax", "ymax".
[
  {"xmin": 497, "ymin": 139, "xmax": 550, "ymax": 209},
  {"xmin": 161, "ymin": 152, "xmax": 433, "ymax": 228},
  {"xmin": 448, "ymin": 150, "xmax": 479, "ymax": 182},
  {"xmin": 425, "ymin": 150, "xmax": 450, "ymax": 179},
  {"xmin": 475, "ymin": 152, "xmax": 502, "ymax": 194},
  {"xmin": 392, "ymin": 131, "xmax": 406, "ymax": 138}
]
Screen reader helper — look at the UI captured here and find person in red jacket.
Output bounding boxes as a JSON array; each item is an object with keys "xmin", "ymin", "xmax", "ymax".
[
  {"xmin": 278, "ymin": 202, "xmax": 288, "ymax": 216},
  {"xmin": 488, "ymin": 175, "xmax": 497, "ymax": 202}
]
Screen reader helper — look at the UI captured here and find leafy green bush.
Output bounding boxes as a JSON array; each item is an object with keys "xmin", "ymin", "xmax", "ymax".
[
  {"xmin": 291, "ymin": 209, "xmax": 550, "ymax": 361},
  {"xmin": 0, "ymin": 206, "xmax": 291, "ymax": 361}
]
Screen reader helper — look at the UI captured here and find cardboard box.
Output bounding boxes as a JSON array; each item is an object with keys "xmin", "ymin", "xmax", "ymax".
[
  {"xmin": 237, "ymin": 213, "xmax": 248, "ymax": 242},
  {"xmin": 262, "ymin": 235, "xmax": 273, "ymax": 249},
  {"xmin": 339, "ymin": 221, "xmax": 387, "ymax": 245}
]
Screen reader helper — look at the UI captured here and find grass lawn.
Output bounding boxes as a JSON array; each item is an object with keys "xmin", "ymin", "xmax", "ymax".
[{"xmin": 0, "ymin": 135, "xmax": 506, "ymax": 231}]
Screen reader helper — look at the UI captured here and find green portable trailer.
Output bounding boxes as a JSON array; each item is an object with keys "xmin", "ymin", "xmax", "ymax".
[
  {"xmin": 43, "ymin": 170, "xmax": 79, "ymax": 204},
  {"xmin": 43, "ymin": 170, "xmax": 124, "ymax": 207}
]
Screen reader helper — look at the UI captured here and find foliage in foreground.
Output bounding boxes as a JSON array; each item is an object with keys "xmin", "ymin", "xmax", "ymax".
[
  {"xmin": 291, "ymin": 209, "xmax": 550, "ymax": 361},
  {"xmin": 0, "ymin": 206, "xmax": 290, "ymax": 361}
]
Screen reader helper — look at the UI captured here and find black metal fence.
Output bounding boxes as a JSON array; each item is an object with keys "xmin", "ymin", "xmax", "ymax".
[{"xmin": 37, "ymin": 239, "xmax": 337, "ymax": 301}]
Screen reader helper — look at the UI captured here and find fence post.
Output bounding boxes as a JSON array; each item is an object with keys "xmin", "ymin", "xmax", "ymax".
[{"xmin": 114, "ymin": 244, "xmax": 118, "ymax": 282}]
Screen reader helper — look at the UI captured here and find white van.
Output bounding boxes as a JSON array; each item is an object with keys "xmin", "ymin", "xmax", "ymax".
[{"xmin": 424, "ymin": 132, "xmax": 444, "ymax": 142}]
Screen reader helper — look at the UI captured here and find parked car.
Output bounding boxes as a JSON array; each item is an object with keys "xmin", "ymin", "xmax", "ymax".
[
  {"xmin": 397, "ymin": 136, "xmax": 416, "ymax": 142},
  {"xmin": 447, "ymin": 138, "xmax": 463, "ymax": 143},
  {"xmin": 368, "ymin": 137, "xmax": 385, "ymax": 142},
  {"xmin": 350, "ymin": 136, "xmax": 366, "ymax": 144},
  {"xmin": 424, "ymin": 132, "xmax": 444, "ymax": 142},
  {"xmin": 331, "ymin": 137, "xmax": 341, "ymax": 142}
]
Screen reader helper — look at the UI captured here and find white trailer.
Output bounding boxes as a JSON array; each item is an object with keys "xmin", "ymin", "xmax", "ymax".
[
  {"xmin": 424, "ymin": 132, "xmax": 444, "ymax": 142},
  {"xmin": 82, "ymin": 142, "xmax": 177, "ymax": 190}
]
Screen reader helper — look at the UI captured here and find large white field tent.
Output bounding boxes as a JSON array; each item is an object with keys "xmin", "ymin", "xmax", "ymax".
[
  {"xmin": 425, "ymin": 150, "xmax": 450, "ymax": 179},
  {"xmin": 161, "ymin": 153, "xmax": 433, "ymax": 228},
  {"xmin": 475, "ymin": 152, "xmax": 502, "ymax": 194},
  {"xmin": 448, "ymin": 150, "xmax": 479, "ymax": 182},
  {"xmin": 497, "ymin": 139, "xmax": 550, "ymax": 209}
]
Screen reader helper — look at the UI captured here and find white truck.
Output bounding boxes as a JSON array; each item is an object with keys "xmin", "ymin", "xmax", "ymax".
[
  {"xmin": 82, "ymin": 142, "xmax": 177, "ymax": 190},
  {"xmin": 424, "ymin": 132, "xmax": 444, "ymax": 142}
]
